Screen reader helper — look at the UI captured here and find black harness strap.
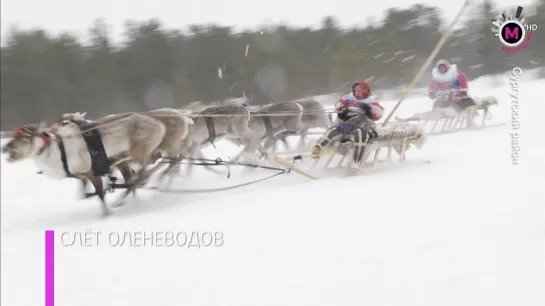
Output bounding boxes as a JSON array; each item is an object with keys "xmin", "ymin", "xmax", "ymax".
[
  {"xmin": 205, "ymin": 116, "xmax": 216, "ymax": 147},
  {"xmin": 56, "ymin": 135, "xmax": 71, "ymax": 177},
  {"xmin": 76, "ymin": 122, "xmax": 111, "ymax": 176}
]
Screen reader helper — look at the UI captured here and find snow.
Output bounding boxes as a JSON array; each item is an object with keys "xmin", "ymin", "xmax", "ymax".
[{"xmin": 1, "ymin": 72, "xmax": 544, "ymax": 306}]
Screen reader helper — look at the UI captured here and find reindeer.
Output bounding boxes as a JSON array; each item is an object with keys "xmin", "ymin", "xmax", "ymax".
[
  {"xmin": 230, "ymin": 101, "xmax": 305, "ymax": 159},
  {"xmin": 181, "ymin": 105, "xmax": 262, "ymax": 173},
  {"xmin": 53, "ymin": 112, "xmax": 136, "ymax": 198},
  {"xmin": 3, "ymin": 113, "xmax": 168, "ymax": 216},
  {"xmin": 272, "ymin": 98, "xmax": 332, "ymax": 151},
  {"xmin": 57, "ymin": 109, "xmax": 194, "ymax": 187}
]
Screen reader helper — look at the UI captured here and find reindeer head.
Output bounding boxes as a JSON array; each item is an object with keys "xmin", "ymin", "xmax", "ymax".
[
  {"xmin": 2, "ymin": 122, "xmax": 50, "ymax": 162},
  {"xmin": 482, "ymin": 96, "xmax": 498, "ymax": 107}
]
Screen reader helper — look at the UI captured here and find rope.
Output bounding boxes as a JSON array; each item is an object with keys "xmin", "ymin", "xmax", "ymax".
[
  {"xmin": 143, "ymin": 170, "xmax": 286, "ymax": 194},
  {"xmin": 40, "ymin": 107, "xmax": 339, "ymax": 139},
  {"xmin": 150, "ymin": 109, "xmax": 338, "ymax": 117},
  {"xmin": 105, "ymin": 156, "xmax": 289, "ymax": 193},
  {"xmin": 159, "ymin": 156, "xmax": 287, "ymax": 172}
]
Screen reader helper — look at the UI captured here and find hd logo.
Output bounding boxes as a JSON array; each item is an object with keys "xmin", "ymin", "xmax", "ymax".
[{"xmin": 491, "ymin": 6, "xmax": 537, "ymax": 53}]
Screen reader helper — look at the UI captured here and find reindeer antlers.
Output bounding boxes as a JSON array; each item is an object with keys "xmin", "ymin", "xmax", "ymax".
[
  {"xmin": 58, "ymin": 112, "xmax": 87, "ymax": 122},
  {"xmin": 73, "ymin": 112, "xmax": 87, "ymax": 120}
]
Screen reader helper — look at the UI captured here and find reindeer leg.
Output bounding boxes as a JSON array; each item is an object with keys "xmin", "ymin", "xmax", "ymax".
[
  {"xmin": 111, "ymin": 154, "xmax": 151, "ymax": 207},
  {"xmin": 117, "ymin": 162, "xmax": 135, "ymax": 188},
  {"xmin": 252, "ymin": 138, "xmax": 269, "ymax": 160},
  {"xmin": 183, "ymin": 144, "xmax": 201, "ymax": 176},
  {"xmin": 115, "ymin": 162, "xmax": 139, "ymax": 198},
  {"xmin": 281, "ymin": 135, "xmax": 292, "ymax": 151},
  {"xmin": 232, "ymin": 140, "xmax": 255, "ymax": 162},
  {"xmin": 156, "ymin": 154, "xmax": 185, "ymax": 187},
  {"xmin": 182, "ymin": 142, "xmax": 209, "ymax": 176},
  {"xmin": 163, "ymin": 160, "xmax": 180, "ymax": 188},
  {"xmin": 269, "ymin": 137, "xmax": 278, "ymax": 153},
  {"xmin": 79, "ymin": 179, "xmax": 88, "ymax": 197},
  {"xmin": 125, "ymin": 163, "xmax": 167, "ymax": 197},
  {"xmin": 269, "ymin": 136, "xmax": 281, "ymax": 154},
  {"xmin": 86, "ymin": 175, "xmax": 109, "ymax": 217},
  {"xmin": 262, "ymin": 136, "xmax": 276, "ymax": 152},
  {"xmin": 80, "ymin": 179, "xmax": 99, "ymax": 199}
]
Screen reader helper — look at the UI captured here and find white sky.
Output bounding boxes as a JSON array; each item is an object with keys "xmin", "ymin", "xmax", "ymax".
[{"xmin": 0, "ymin": 0, "xmax": 538, "ymax": 45}]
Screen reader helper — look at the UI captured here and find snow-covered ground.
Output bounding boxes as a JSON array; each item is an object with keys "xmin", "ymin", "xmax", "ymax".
[{"xmin": 1, "ymin": 71, "xmax": 544, "ymax": 306}]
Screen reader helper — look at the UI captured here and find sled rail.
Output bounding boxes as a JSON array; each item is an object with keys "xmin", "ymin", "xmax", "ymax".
[
  {"xmin": 272, "ymin": 129, "xmax": 426, "ymax": 179},
  {"xmin": 387, "ymin": 104, "xmax": 494, "ymax": 135}
]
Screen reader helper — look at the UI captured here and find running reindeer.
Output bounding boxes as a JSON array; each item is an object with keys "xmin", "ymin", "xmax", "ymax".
[
  {"xmin": 180, "ymin": 105, "xmax": 265, "ymax": 174},
  {"xmin": 52, "ymin": 112, "xmax": 135, "ymax": 198},
  {"xmin": 227, "ymin": 101, "xmax": 306, "ymax": 159},
  {"xmin": 54, "ymin": 109, "xmax": 195, "ymax": 196},
  {"xmin": 3, "ymin": 110, "xmax": 193, "ymax": 216},
  {"xmin": 271, "ymin": 98, "xmax": 332, "ymax": 152}
]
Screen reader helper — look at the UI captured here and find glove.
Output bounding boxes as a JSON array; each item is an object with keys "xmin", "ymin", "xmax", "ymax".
[
  {"xmin": 337, "ymin": 106, "xmax": 348, "ymax": 116},
  {"xmin": 336, "ymin": 106, "xmax": 349, "ymax": 121},
  {"xmin": 428, "ymin": 91, "xmax": 437, "ymax": 99},
  {"xmin": 360, "ymin": 103, "xmax": 373, "ymax": 118}
]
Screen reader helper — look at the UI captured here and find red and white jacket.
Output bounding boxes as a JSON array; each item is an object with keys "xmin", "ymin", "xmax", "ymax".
[
  {"xmin": 428, "ymin": 64, "xmax": 468, "ymax": 98},
  {"xmin": 336, "ymin": 93, "xmax": 384, "ymax": 121}
]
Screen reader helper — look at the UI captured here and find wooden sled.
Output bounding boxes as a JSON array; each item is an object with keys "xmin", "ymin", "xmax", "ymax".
[
  {"xmin": 391, "ymin": 96, "xmax": 499, "ymax": 135},
  {"xmin": 271, "ymin": 123, "xmax": 428, "ymax": 179}
]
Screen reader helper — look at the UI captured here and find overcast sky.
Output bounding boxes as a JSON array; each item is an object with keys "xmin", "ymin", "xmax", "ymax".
[{"xmin": 0, "ymin": 0, "xmax": 538, "ymax": 45}]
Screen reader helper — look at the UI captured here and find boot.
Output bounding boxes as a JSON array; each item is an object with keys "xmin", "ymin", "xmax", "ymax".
[{"xmin": 311, "ymin": 145, "xmax": 321, "ymax": 159}]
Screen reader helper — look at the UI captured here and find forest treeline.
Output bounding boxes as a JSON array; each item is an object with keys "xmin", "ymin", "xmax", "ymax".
[{"xmin": 1, "ymin": 0, "xmax": 544, "ymax": 128}]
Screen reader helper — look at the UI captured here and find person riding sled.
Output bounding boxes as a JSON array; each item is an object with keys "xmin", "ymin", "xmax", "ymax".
[
  {"xmin": 311, "ymin": 81, "xmax": 384, "ymax": 164},
  {"xmin": 428, "ymin": 59, "xmax": 475, "ymax": 112},
  {"xmin": 395, "ymin": 59, "xmax": 493, "ymax": 128}
]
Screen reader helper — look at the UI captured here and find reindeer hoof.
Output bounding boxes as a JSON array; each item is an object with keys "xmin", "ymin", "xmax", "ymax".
[
  {"xmin": 101, "ymin": 210, "xmax": 111, "ymax": 217},
  {"xmin": 84, "ymin": 192, "xmax": 98, "ymax": 199}
]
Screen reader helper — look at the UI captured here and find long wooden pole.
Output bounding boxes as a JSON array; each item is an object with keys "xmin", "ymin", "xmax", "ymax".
[{"xmin": 382, "ymin": 0, "xmax": 472, "ymax": 125}]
